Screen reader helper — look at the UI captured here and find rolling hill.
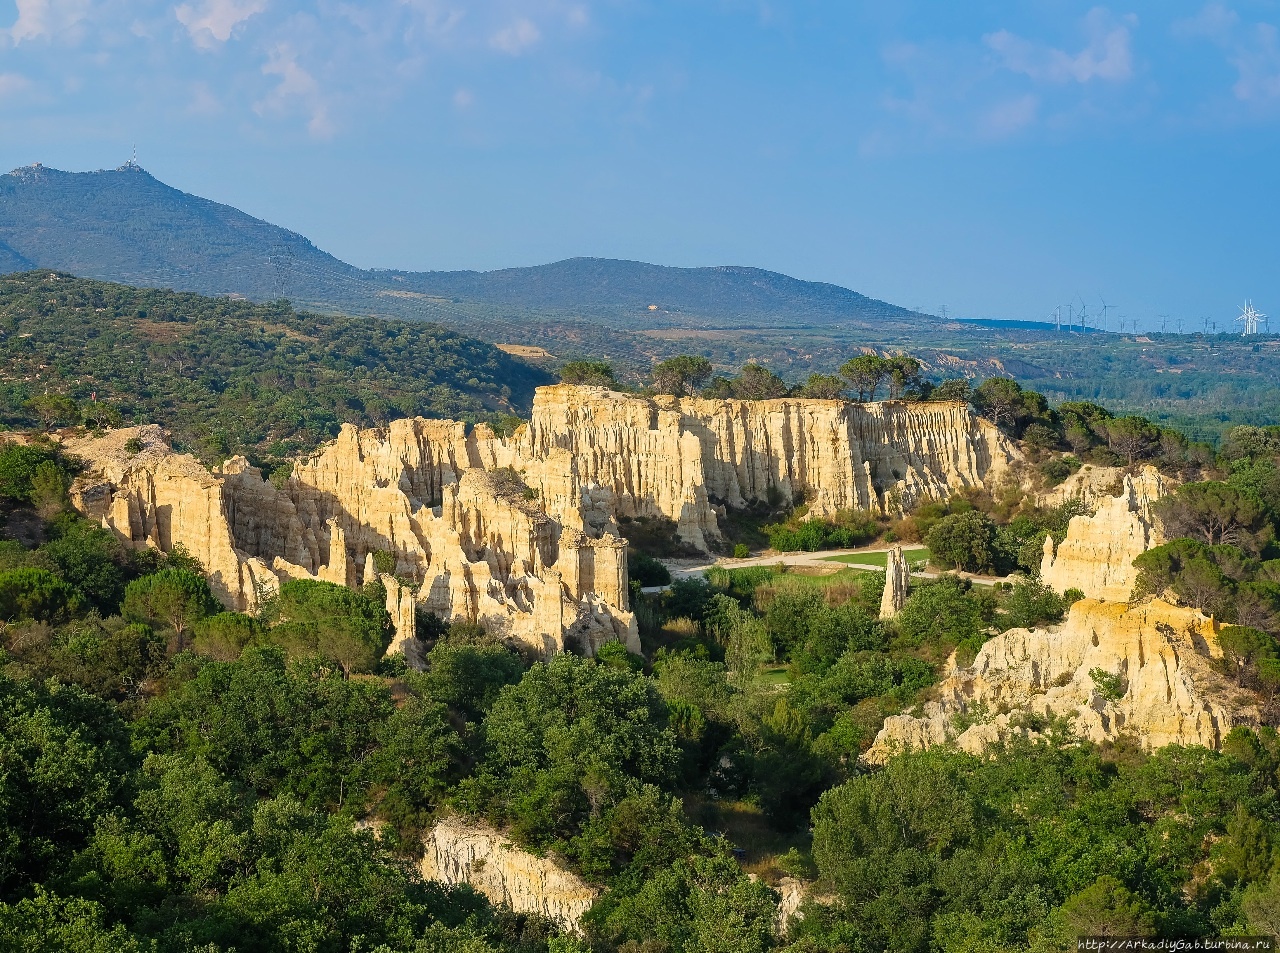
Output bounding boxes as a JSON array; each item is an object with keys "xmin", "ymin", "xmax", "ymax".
[
  {"xmin": 0, "ymin": 162, "xmax": 923, "ymax": 331},
  {"xmin": 0, "ymin": 272, "xmax": 551, "ymax": 462}
]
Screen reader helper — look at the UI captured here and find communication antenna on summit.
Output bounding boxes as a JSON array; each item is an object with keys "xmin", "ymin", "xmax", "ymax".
[{"xmin": 1238, "ymin": 300, "xmax": 1267, "ymax": 336}]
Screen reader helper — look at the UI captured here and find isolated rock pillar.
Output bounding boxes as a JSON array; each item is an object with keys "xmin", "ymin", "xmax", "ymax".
[{"xmin": 880, "ymin": 544, "xmax": 910, "ymax": 619}]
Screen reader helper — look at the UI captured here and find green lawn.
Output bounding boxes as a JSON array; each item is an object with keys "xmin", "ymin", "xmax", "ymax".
[
  {"xmin": 759, "ymin": 665, "xmax": 791, "ymax": 687},
  {"xmin": 824, "ymin": 547, "xmax": 929, "ymax": 567}
]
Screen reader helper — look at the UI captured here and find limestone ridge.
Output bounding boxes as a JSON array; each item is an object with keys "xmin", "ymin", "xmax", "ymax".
[
  {"xmin": 64, "ymin": 385, "xmax": 1018, "ymax": 657},
  {"xmin": 65, "ymin": 418, "xmax": 637, "ymax": 658},
  {"xmin": 421, "ymin": 818, "xmax": 598, "ymax": 931},
  {"xmin": 866, "ymin": 598, "xmax": 1260, "ymax": 762},
  {"xmin": 513, "ymin": 386, "xmax": 1021, "ymax": 549},
  {"xmin": 1041, "ymin": 466, "xmax": 1169, "ymax": 602}
]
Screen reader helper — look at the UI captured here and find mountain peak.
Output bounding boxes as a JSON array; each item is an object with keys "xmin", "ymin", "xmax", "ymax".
[{"xmin": 0, "ymin": 160, "xmax": 920, "ymax": 331}]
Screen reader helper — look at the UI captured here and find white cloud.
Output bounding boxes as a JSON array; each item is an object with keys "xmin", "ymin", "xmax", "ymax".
[
  {"xmin": 255, "ymin": 43, "xmax": 335, "ymax": 139},
  {"xmin": 1172, "ymin": 1, "xmax": 1238, "ymax": 43},
  {"xmin": 8, "ymin": 0, "xmax": 91, "ymax": 43},
  {"xmin": 175, "ymin": 0, "xmax": 266, "ymax": 49},
  {"xmin": 979, "ymin": 94, "xmax": 1039, "ymax": 138},
  {"xmin": 1228, "ymin": 22, "xmax": 1280, "ymax": 103},
  {"xmin": 1176, "ymin": 4, "xmax": 1280, "ymax": 105},
  {"xmin": 452, "ymin": 86, "xmax": 473, "ymax": 109},
  {"xmin": 0, "ymin": 73, "xmax": 31, "ymax": 100},
  {"xmin": 490, "ymin": 17, "xmax": 539, "ymax": 55},
  {"xmin": 985, "ymin": 8, "xmax": 1136, "ymax": 84}
]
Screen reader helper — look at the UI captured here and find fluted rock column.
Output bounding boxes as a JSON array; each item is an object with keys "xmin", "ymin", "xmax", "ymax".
[{"xmin": 880, "ymin": 545, "xmax": 910, "ymax": 619}]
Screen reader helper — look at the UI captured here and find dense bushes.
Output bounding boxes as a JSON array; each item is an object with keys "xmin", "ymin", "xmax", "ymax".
[
  {"xmin": 804, "ymin": 735, "xmax": 1280, "ymax": 951},
  {"xmin": 765, "ymin": 510, "xmax": 879, "ymax": 552},
  {"xmin": 458, "ymin": 653, "xmax": 681, "ymax": 846}
]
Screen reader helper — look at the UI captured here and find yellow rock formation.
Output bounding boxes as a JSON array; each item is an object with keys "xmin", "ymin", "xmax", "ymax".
[
  {"xmin": 509, "ymin": 386, "xmax": 1020, "ymax": 549},
  {"xmin": 866, "ymin": 598, "xmax": 1259, "ymax": 762},
  {"xmin": 63, "ymin": 385, "xmax": 1020, "ymax": 660},
  {"xmin": 1041, "ymin": 466, "xmax": 1168, "ymax": 602},
  {"xmin": 420, "ymin": 817, "xmax": 598, "ymax": 931}
]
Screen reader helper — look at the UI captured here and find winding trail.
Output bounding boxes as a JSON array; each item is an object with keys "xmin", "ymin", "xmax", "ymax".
[{"xmin": 647, "ymin": 544, "xmax": 1010, "ymax": 591}]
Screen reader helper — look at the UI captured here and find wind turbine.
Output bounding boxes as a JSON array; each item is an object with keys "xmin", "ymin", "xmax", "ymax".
[
  {"xmin": 1238, "ymin": 301, "xmax": 1268, "ymax": 336},
  {"xmin": 1098, "ymin": 295, "xmax": 1115, "ymax": 333}
]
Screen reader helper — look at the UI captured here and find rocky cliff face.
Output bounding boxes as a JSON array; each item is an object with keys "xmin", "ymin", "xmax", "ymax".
[
  {"xmin": 64, "ymin": 385, "xmax": 1017, "ymax": 658},
  {"xmin": 1038, "ymin": 464, "xmax": 1124, "ymax": 508},
  {"xmin": 1040, "ymin": 466, "xmax": 1168, "ymax": 602},
  {"xmin": 509, "ymin": 386, "xmax": 1020, "ymax": 549},
  {"xmin": 866, "ymin": 598, "xmax": 1259, "ymax": 762},
  {"xmin": 420, "ymin": 818, "xmax": 598, "ymax": 931},
  {"xmin": 65, "ymin": 419, "xmax": 637, "ymax": 658}
]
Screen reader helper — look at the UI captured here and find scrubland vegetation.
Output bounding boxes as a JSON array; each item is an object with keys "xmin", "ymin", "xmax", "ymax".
[
  {"xmin": 0, "ymin": 273, "xmax": 549, "ymax": 464},
  {"xmin": 2, "ymin": 342, "xmax": 1280, "ymax": 951}
]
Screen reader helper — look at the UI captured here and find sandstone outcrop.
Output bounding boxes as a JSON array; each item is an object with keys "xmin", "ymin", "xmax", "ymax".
[
  {"xmin": 880, "ymin": 545, "xmax": 910, "ymax": 619},
  {"xmin": 63, "ymin": 386, "xmax": 1020, "ymax": 658},
  {"xmin": 420, "ymin": 817, "xmax": 598, "ymax": 931},
  {"xmin": 509, "ymin": 386, "xmax": 1021, "ymax": 548},
  {"xmin": 64, "ymin": 420, "xmax": 638, "ymax": 658},
  {"xmin": 1041, "ymin": 466, "xmax": 1168, "ymax": 602},
  {"xmin": 1039, "ymin": 464, "xmax": 1123, "ymax": 508},
  {"xmin": 865, "ymin": 598, "xmax": 1260, "ymax": 762}
]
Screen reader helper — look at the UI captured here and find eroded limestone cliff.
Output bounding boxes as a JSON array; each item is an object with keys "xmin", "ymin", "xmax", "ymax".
[
  {"xmin": 65, "ymin": 419, "xmax": 637, "ymax": 658},
  {"xmin": 64, "ymin": 386, "xmax": 1020, "ymax": 658},
  {"xmin": 507, "ymin": 386, "xmax": 1021, "ymax": 549},
  {"xmin": 420, "ymin": 817, "xmax": 598, "ymax": 931},
  {"xmin": 866, "ymin": 598, "xmax": 1259, "ymax": 762},
  {"xmin": 1041, "ymin": 466, "xmax": 1169, "ymax": 602}
]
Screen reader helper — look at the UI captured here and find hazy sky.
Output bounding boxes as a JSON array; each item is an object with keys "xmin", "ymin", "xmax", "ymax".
[{"xmin": 1, "ymin": 1, "xmax": 1278, "ymax": 326}]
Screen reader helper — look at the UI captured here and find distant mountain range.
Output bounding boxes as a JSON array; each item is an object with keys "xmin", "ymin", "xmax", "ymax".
[{"xmin": 0, "ymin": 162, "xmax": 924, "ymax": 331}]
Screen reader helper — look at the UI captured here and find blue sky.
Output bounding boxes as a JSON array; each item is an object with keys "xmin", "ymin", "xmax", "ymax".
[{"xmin": 1, "ymin": 1, "xmax": 1278, "ymax": 327}]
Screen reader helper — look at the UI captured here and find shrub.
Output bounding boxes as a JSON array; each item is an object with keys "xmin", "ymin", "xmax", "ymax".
[
  {"xmin": 629, "ymin": 550, "xmax": 672, "ymax": 588},
  {"xmin": 122, "ymin": 568, "xmax": 220, "ymax": 646},
  {"xmin": 0, "ymin": 567, "xmax": 83, "ymax": 623},
  {"xmin": 1088, "ymin": 668, "xmax": 1127, "ymax": 703},
  {"xmin": 999, "ymin": 579, "xmax": 1066, "ymax": 630},
  {"xmin": 0, "ymin": 443, "xmax": 63, "ymax": 503},
  {"xmin": 926, "ymin": 511, "xmax": 996, "ymax": 572},
  {"xmin": 894, "ymin": 575, "xmax": 992, "ymax": 658},
  {"xmin": 264, "ymin": 578, "xmax": 393, "ymax": 677},
  {"xmin": 191, "ymin": 612, "xmax": 264, "ymax": 662}
]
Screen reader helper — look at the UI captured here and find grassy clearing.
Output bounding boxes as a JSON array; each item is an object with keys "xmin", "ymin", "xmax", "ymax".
[
  {"xmin": 759, "ymin": 665, "xmax": 790, "ymax": 687},
  {"xmin": 683, "ymin": 795, "xmax": 810, "ymax": 880},
  {"xmin": 824, "ymin": 547, "xmax": 930, "ymax": 567}
]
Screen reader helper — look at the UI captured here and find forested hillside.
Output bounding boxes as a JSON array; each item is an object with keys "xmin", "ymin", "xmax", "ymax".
[
  {"xmin": 1, "ymin": 370, "xmax": 1280, "ymax": 949},
  {"xmin": 0, "ymin": 273, "xmax": 550, "ymax": 461}
]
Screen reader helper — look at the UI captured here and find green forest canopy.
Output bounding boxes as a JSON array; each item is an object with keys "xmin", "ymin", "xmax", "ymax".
[{"xmin": 0, "ymin": 272, "xmax": 551, "ymax": 462}]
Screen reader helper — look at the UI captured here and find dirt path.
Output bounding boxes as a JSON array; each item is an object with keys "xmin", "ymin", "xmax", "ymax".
[{"xmin": 647, "ymin": 545, "xmax": 1010, "ymax": 591}]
